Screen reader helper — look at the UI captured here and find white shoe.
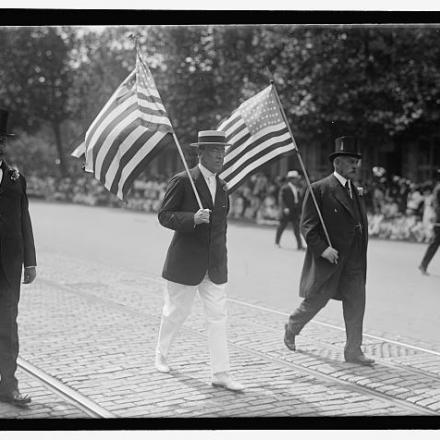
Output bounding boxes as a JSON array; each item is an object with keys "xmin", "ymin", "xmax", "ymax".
[
  {"xmin": 212, "ymin": 373, "xmax": 244, "ymax": 392},
  {"xmin": 155, "ymin": 353, "xmax": 170, "ymax": 373}
]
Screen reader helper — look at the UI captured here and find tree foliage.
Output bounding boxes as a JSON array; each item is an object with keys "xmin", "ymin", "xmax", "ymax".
[{"xmin": 1, "ymin": 24, "xmax": 440, "ymax": 178}]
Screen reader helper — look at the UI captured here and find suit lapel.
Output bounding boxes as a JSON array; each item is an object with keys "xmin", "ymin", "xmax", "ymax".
[
  {"xmin": 193, "ymin": 166, "xmax": 214, "ymax": 209},
  {"xmin": 330, "ymin": 175, "xmax": 356, "ymax": 219},
  {"xmin": 214, "ymin": 176, "xmax": 228, "ymax": 207}
]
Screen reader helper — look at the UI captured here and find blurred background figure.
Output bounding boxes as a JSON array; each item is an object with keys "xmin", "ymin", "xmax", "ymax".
[
  {"xmin": 275, "ymin": 170, "xmax": 304, "ymax": 250},
  {"xmin": 418, "ymin": 169, "xmax": 440, "ymax": 275}
]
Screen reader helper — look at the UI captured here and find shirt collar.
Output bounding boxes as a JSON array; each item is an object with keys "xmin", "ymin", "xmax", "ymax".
[
  {"xmin": 333, "ymin": 171, "xmax": 348, "ymax": 187},
  {"xmin": 199, "ymin": 163, "xmax": 216, "ymax": 180}
]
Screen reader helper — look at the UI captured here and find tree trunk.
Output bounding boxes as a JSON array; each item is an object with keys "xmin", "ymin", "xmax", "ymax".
[{"xmin": 52, "ymin": 120, "xmax": 68, "ymax": 176}]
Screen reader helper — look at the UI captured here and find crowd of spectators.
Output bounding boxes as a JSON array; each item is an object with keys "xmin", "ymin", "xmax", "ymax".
[
  {"xmin": 26, "ymin": 172, "xmax": 168, "ymax": 212},
  {"xmin": 25, "ymin": 168, "xmax": 437, "ymax": 243},
  {"xmin": 363, "ymin": 170, "xmax": 436, "ymax": 243}
]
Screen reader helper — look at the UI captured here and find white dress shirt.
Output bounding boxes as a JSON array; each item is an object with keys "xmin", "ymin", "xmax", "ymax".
[
  {"xmin": 199, "ymin": 163, "xmax": 217, "ymax": 203},
  {"xmin": 288, "ymin": 182, "xmax": 299, "ymax": 204}
]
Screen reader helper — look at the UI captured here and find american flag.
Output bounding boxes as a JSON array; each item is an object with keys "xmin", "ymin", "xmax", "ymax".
[
  {"xmin": 78, "ymin": 53, "xmax": 175, "ymax": 200},
  {"xmin": 218, "ymin": 85, "xmax": 296, "ymax": 193}
]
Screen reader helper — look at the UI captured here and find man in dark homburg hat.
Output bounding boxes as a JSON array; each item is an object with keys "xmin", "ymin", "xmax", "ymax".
[
  {"xmin": 154, "ymin": 130, "xmax": 244, "ymax": 391},
  {"xmin": 419, "ymin": 168, "xmax": 440, "ymax": 275},
  {"xmin": 0, "ymin": 109, "xmax": 37, "ymax": 407},
  {"xmin": 284, "ymin": 136, "xmax": 374, "ymax": 366},
  {"xmin": 275, "ymin": 169, "xmax": 304, "ymax": 250}
]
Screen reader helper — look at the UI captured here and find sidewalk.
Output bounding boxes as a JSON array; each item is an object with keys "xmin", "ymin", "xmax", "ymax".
[{"xmin": 1, "ymin": 250, "xmax": 440, "ymax": 425}]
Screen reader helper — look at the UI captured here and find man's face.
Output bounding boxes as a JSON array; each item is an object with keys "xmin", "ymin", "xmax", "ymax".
[
  {"xmin": 199, "ymin": 145, "xmax": 226, "ymax": 174},
  {"xmin": 334, "ymin": 155, "xmax": 361, "ymax": 180},
  {"xmin": 288, "ymin": 177, "xmax": 300, "ymax": 186}
]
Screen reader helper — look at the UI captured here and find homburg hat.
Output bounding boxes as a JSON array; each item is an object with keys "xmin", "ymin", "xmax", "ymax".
[
  {"xmin": 190, "ymin": 130, "xmax": 231, "ymax": 147},
  {"xmin": 0, "ymin": 109, "xmax": 15, "ymax": 137},
  {"xmin": 328, "ymin": 136, "xmax": 361, "ymax": 162}
]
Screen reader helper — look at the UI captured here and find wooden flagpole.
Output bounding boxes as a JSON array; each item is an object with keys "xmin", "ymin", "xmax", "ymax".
[
  {"xmin": 270, "ymin": 80, "xmax": 333, "ymax": 248},
  {"xmin": 130, "ymin": 35, "xmax": 203, "ymax": 210},
  {"xmin": 171, "ymin": 132, "xmax": 204, "ymax": 210}
]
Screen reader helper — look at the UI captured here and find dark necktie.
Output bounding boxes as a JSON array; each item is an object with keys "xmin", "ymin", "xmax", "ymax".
[{"xmin": 345, "ymin": 180, "xmax": 353, "ymax": 199}]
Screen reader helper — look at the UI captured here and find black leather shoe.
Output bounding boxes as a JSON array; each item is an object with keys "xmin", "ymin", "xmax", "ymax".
[
  {"xmin": 284, "ymin": 324, "xmax": 296, "ymax": 351},
  {"xmin": 0, "ymin": 390, "xmax": 32, "ymax": 407},
  {"xmin": 344, "ymin": 353, "xmax": 375, "ymax": 366}
]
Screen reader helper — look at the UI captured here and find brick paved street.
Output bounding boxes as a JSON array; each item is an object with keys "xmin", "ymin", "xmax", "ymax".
[{"xmin": 0, "ymin": 249, "xmax": 437, "ymax": 423}]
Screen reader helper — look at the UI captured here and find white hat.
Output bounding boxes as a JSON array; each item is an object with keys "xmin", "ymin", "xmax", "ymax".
[
  {"xmin": 286, "ymin": 170, "xmax": 300, "ymax": 179},
  {"xmin": 190, "ymin": 130, "xmax": 231, "ymax": 147}
]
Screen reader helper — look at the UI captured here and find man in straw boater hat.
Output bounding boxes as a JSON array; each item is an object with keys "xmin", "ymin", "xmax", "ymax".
[
  {"xmin": 275, "ymin": 169, "xmax": 304, "ymax": 250},
  {"xmin": 154, "ymin": 130, "xmax": 244, "ymax": 391},
  {"xmin": 284, "ymin": 136, "xmax": 374, "ymax": 366},
  {"xmin": 0, "ymin": 109, "xmax": 37, "ymax": 407}
]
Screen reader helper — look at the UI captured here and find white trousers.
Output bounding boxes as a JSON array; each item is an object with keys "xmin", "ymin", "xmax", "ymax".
[{"xmin": 156, "ymin": 274, "xmax": 230, "ymax": 375}]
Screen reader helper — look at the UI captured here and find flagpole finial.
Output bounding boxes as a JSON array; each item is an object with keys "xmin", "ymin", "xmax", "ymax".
[
  {"xmin": 265, "ymin": 66, "xmax": 276, "ymax": 86},
  {"xmin": 128, "ymin": 33, "xmax": 141, "ymax": 52}
]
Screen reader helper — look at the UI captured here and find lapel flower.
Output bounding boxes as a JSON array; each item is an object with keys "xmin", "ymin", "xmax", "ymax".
[
  {"xmin": 357, "ymin": 186, "xmax": 364, "ymax": 197},
  {"xmin": 8, "ymin": 168, "xmax": 20, "ymax": 182}
]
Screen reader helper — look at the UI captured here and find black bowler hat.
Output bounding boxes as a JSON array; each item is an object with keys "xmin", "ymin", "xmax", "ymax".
[
  {"xmin": 328, "ymin": 136, "xmax": 361, "ymax": 162},
  {"xmin": 0, "ymin": 109, "xmax": 15, "ymax": 137}
]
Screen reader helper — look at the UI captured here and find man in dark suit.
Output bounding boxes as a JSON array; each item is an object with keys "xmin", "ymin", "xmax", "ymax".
[
  {"xmin": 284, "ymin": 136, "xmax": 374, "ymax": 366},
  {"xmin": 154, "ymin": 130, "xmax": 243, "ymax": 392},
  {"xmin": 0, "ymin": 109, "xmax": 37, "ymax": 407},
  {"xmin": 275, "ymin": 170, "xmax": 304, "ymax": 250},
  {"xmin": 419, "ymin": 169, "xmax": 440, "ymax": 275}
]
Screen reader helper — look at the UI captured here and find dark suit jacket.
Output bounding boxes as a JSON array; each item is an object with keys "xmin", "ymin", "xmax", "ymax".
[
  {"xmin": 299, "ymin": 174, "xmax": 368, "ymax": 301},
  {"xmin": 159, "ymin": 166, "xmax": 229, "ymax": 286},
  {"xmin": 0, "ymin": 161, "xmax": 36, "ymax": 287},
  {"xmin": 278, "ymin": 183, "xmax": 302, "ymax": 220}
]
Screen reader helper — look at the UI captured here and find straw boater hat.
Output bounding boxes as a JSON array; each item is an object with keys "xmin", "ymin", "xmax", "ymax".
[
  {"xmin": 328, "ymin": 136, "xmax": 361, "ymax": 162},
  {"xmin": 0, "ymin": 109, "xmax": 15, "ymax": 137},
  {"xmin": 190, "ymin": 130, "xmax": 231, "ymax": 147},
  {"xmin": 286, "ymin": 170, "xmax": 300, "ymax": 179}
]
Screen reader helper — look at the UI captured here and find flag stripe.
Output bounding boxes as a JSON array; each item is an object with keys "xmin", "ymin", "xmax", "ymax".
[
  {"xmin": 218, "ymin": 111, "xmax": 241, "ymax": 132},
  {"xmin": 91, "ymin": 107, "xmax": 139, "ymax": 177},
  {"xmin": 223, "ymin": 121, "xmax": 289, "ymax": 165},
  {"xmin": 221, "ymin": 135, "xmax": 292, "ymax": 181},
  {"xmin": 119, "ymin": 132, "xmax": 174, "ymax": 198},
  {"xmin": 113, "ymin": 131, "xmax": 168, "ymax": 197},
  {"xmin": 220, "ymin": 134, "xmax": 293, "ymax": 182},
  {"xmin": 85, "ymin": 97, "xmax": 137, "ymax": 170},
  {"xmin": 225, "ymin": 144, "xmax": 295, "ymax": 193},
  {"xmin": 71, "ymin": 142, "xmax": 86, "ymax": 158},
  {"xmin": 101, "ymin": 123, "xmax": 147, "ymax": 186},
  {"xmin": 137, "ymin": 90, "xmax": 167, "ymax": 109}
]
